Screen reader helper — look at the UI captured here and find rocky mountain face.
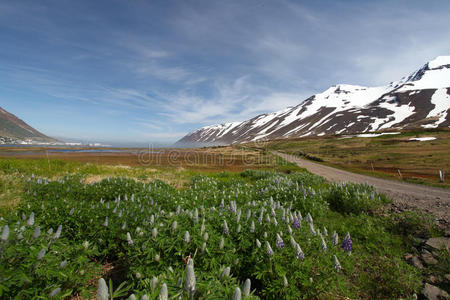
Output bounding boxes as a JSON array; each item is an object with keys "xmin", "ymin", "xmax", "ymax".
[
  {"xmin": 176, "ymin": 56, "xmax": 450, "ymax": 146},
  {"xmin": 0, "ymin": 107, "xmax": 57, "ymax": 144}
]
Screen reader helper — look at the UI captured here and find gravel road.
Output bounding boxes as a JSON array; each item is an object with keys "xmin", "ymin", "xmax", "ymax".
[{"xmin": 274, "ymin": 151, "xmax": 450, "ymax": 223}]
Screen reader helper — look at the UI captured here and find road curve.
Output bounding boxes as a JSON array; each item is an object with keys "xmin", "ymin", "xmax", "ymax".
[{"xmin": 273, "ymin": 151, "xmax": 450, "ymax": 222}]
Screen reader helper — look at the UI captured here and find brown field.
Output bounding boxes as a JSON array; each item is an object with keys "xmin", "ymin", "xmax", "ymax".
[{"xmin": 260, "ymin": 128, "xmax": 450, "ymax": 188}]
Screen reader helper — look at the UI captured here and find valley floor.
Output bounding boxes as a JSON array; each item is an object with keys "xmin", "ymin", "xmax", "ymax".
[{"xmin": 274, "ymin": 151, "xmax": 450, "ymax": 224}]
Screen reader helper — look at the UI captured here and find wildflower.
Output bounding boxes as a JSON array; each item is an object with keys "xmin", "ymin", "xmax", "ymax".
[
  {"xmin": 128, "ymin": 295, "xmax": 136, "ymax": 300},
  {"xmin": 292, "ymin": 218, "xmax": 300, "ymax": 229},
  {"xmin": 184, "ymin": 264, "xmax": 196, "ymax": 295},
  {"xmin": 172, "ymin": 221, "xmax": 178, "ymax": 232},
  {"xmin": 184, "ymin": 231, "xmax": 190, "ymax": 244},
  {"xmin": 200, "ymin": 221, "xmax": 205, "ymax": 234},
  {"xmin": 266, "ymin": 241, "xmax": 274, "ymax": 256},
  {"xmin": 152, "ymin": 228, "xmax": 158, "ymax": 238},
  {"xmin": 265, "ymin": 214, "xmax": 271, "ymax": 224},
  {"xmin": 83, "ymin": 241, "xmax": 89, "ymax": 249},
  {"xmin": 59, "ymin": 260, "xmax": 67, "ymax": 268},
  {"xmin": 135, "ymin": 272, "xmax": 142, "ymax": 279},
  {"xmin": 295, "ymin": 244, "xmax": 305, "ymax": 260},
  {"xmin": 193, "ymin": 208, "xmax": 198, "ymax": 223},
  {"xmin": 256, "ymin": 239, "xmax": 261, "ymax": 248},
  {"xmin": 282, "ymin": 276, "xmax": 288, "ymax": 287},
  {"xmin": 49, "ymin": 287, "xmax": 61, "ymax": 298},
  {"xmin": 69, "ymin": 208, "xmax": 75, "ymax": 215},
  {"xmin": 27, "ymin": 212, "xmax": 35, "ymax": 226},
  {"xmin": 220, "ymin": 266, "xmax": 231, "ymax": 280},
  {"xmin": 151, "ymin": 276, "xmax": 159, "ymax": 290},
  {"xmin": 333, "ymin": 255, "xmax": 341, "ymax": 272},
  {"xmin": 236, "ymin": 209, "xmax": 241, "ymax": 223},
  {"xmin": 250, "ymin": 221, "xmax": 255, "ymax": 233},
  {"xmin": 243, "ymin": 278, "xmax": 251, "ymax": 296},
  {"xmin": 236, "ymin": 224, "xmax": 241, "ymax": 233},
  {"xmin": 203, "ymin": 232, "xmax": 209, "ymax": 241},
  {"xmin": 321, "ymin": 236, "xmax": 327, "ymax": 251},
  {"xmin": 287, "ymin": 225, "xmax": 293, "ymax": 235},
  {"xmin": 309, "ymin": 223, "xmax": 316, "ymax": 236},
  {"xmin": 341, "ymin": 232, "xmax": 352, "ymax": 253},
  {"xmin": 232, "ymin": 287, "xmax": 241, "ymax": 300},
  {"xmin": 201, "ymin": 242, "xmax": 206, "ymax": 253},
  {"xmin": 323, "ymin": 227, "xmax": 328, "ymax": 236},
  {"xmin": 33, "ymin": 226, "xmax": 41, "ymax": 239},
  {"xmin": 47, "ymin": 228, "xmax": 53, "ymax": 235},
  {"xmin": 332, "ymin": 231, "xmax": 339, "ymax": 246},
  {"xmin": 263, "ymin": 231, "xmax": 268, "ymax": 238},
  {"xmin": 273, "ymin": 217, "xmax": 278, "ymax": 226},
  {"xmin": 103, "ymin": 217, "xmax": 108, "ymax": 227},
  {"xmin": 246, "ymin": 210, "xmax": 251, "ymax": 221},
  {"xmin": 159, "ymin": 283, "xmax": 168, "ymax": 300},
  {"xmin": 276, "ymin": 234, "xmax": 285, "ymax": 248},
  {"xmin": 37, "ymin": 248, "xmax": 46, "ymax": 260},
  {"xmin": 1, "ymin": 225, "xmax": 9, "ymax": 242},
  {"xmin": 223, "ymin": 220, "xmax": 229, "ymax": 235},
  {"xmin": 155, "ymin": 254, "xmax": 160, "ymax": 262},
  {"xmin": 126, "ymin": 232, "xmax": 133, "ymax": 245},
  {"xmin": 290, "ymin": 236, "xmax": 297, "ymax": 248},
  {"xmin": 219, "ymin": 237, "xmax": 225, "ymax": 249},
  {"xmin": 305, "ymin": 213, "xmax": 313, "ymax": 223},
  {"xmin": 122, "ymin": 222, "xmax": 127, "ymax": 230}
]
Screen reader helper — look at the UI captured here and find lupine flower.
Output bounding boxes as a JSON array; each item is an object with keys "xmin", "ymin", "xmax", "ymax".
[
  {"xmin": 282, "ymin": 276, "xmax": 288, "ymax": 287},
  {"xmin": 49, "ymin": 287, "xmax": 61, "ymax": 298},
  {"xmin": 184, "ymin": 264, "xmax": 196, "ymax": 294},
  {"xmin": 246, "ymin": 210, "xmax": 251, "ymax": 221},
  {"xmin": 292, "ymin": 218, "xmax": 300, "ymax": 229},
  {"xmin": 159, "ymin": 283, "xmax": 168, "ymax": 300},
  {"xmin": 256, "ymin": 239, "xmax": 261, "ymax": 248},
  {"xmin": 220, "ymin": 199, "xmax": 225, "ymax": 209},
  {"xmin": 83, "ymin": 241, "xmax": 89, "ymax": 249},
  {"xmin": 220, "ymin": 266, "xmax": 231, "ymax": 280},
  {"xmin": 193, "ymin": 208, "xmax": 198, "ymax": 223},
  {"xmin": 103, "ymin": 217, "xmax": 108, "ymax": 227},
  {"xmin": 69, "ymin": 208, "xmax": 75, "ymax": 215},
  {"xmin": 172, "ymin": 221, "xmax": 178, "ymax": 232},
  {"xmin": 290, "ymin": 236, "xmax": 297, "ymax": 248},
  {"xmin": 309, "ymin": 223, "xmax": 316, "ymax": 236},
  {"xmin": 265, "ymin": 214, "xmax": 271, "ymax": 224},
  {"xmin": 151, "ymin": 276, "xmax": 159, "ymax": 290},
  {"xmin": 332, "ymin": 231, "xmax": 339, "ymax": 246},
  {"xmin": 305, "ymin": 213, "xmax": 312, "ymax": 223},
  {"xmin": 37, "ymin": 248, "xmax": 46, "ymax": 260},
  {"xmin": 135, "ymin": 272, "xmax": 142, "ymax": 279},
  {"xmin": 250, "ymin": 221, "xmax": 255, "ymax": 233},
  {"xmin": 140, "ymin": 295, "xmax": 149, "ymax": 300},
  {"xmin": 203, "ymin": 232, "xmax": 209, "ymax": 241},
  {"xmin": 155, "ymin": 254, "xmax": 160, "ymax": 262},
  {"xmin": 200, "ymin": 221, "xmax": 205, "ymax": 234},
  {"xmin": 232, "ymin": 287, "xmax": 241, "ymax": 300},
  {"xmin": 201, "ymin": 242, "xmax": 206, "ymax": 253},
  {"xmin": 219, "ymin": 237, "xmax": 225, "ymax": 249},
  {"xmin": 33, "ymin": 226, "xmax": 41, "ymax": 239},
  {"xmin": 27, "ymin": 212, "xmax": 35, "ymax": 226},
  {"xmin": 184, "ymin": 231, "xmax": 190, "ymax": 243},
  {"xmin": 333, "ymin": 255, "xmax": 341, "ymax": 271},
  {"xmin": 128, "ymin": 294, "xmax": 136, "ymax": 300},
  {"xmin": 1, "ymin": 225, "xmax": 9, "ymax": 242},
  {"xmin": 276, "ymin": 234, "xmax": 285, "ymax": 248},
  {"xmin": 152, "ymin": 228, "xmax": 158, "ymax": 238},
  {"xmin": 341, "ymin": 232, "xmax": 352, "ymax": 253},
  {"xmin": 59, "ymin": 260, "xmax": 67, "ymax": 268},
  {"xmin": 122, "ymin": 222, "xmax": 127, "ymax": 230},
  {"xmin": 126, "ymin": 232, "xmax": 133, "ymax": 245},
  {"xmin": 295, "ymin": 244, "xmax": 305, "ymax": 260},
  {"xmin": 47, "ymin": 228, "xmax": 53, "ymax": 235},
  {"xmin": 321, "ymin": 236, "xmax": 327, "ymax": 251},
  {"xmin": 323, "ymin": 227, "xmax": 328, "ymax": 236},
  {"xmin": 266, "ymin": 241, "xmax": 274, "ymax": 256},
  {"xmin": 223, "ymin": 220, "xmax": 229, "ymax": 235},
  {"xmin": 236, "ymin": 224, "xmax": 241, "ymax": 233},
  {"xmin": 243, "ymin": 278, "xmax": 251, "ymax": 296}
]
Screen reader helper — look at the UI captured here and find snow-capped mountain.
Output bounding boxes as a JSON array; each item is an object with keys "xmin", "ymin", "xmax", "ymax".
[{"xmin": 176, "ymin": 56, "xmax": 450, "ymax": 146}]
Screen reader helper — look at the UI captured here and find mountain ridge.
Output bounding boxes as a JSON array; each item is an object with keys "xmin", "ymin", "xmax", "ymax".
[
  {"xmin": 176, "ymin": 56, "xmax": 450, "ymax": 146},
  {"xmin": 0, "ymin": 106, "xmax": 58, "ymax": 144}
]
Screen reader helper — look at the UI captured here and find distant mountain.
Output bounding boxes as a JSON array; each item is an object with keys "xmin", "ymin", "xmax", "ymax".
[
  {"xmin": 177, "ymin": 56, "xmax": 450, "ymax": 146},
  {"xmin": 0, "ymin": 107, "xmax": 58, "ymax": 143}
]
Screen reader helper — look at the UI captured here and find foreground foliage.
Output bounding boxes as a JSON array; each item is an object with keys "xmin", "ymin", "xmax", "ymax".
[{"xmin": 0, "ymin": 170, "xmax": 421, "ymax": 299}]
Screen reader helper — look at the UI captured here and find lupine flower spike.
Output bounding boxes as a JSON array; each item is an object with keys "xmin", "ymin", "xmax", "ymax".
[
  {"xmin": 96, "ymin": 278, "xmax": 109, "ymax": 300},
  {"xmin": 232, "ymin": 287, "xmax": 241, "ymax": 300},
  {"xmin": 342, "ymin": 232, "xmax": 352, "ymax": 254},
  {"xmin": 243, "ymin": 278, "xmax": 251, "ymax": 296},
  {"xmin": 333, "ymin": 255, "xmax": 341, "ymax": 272}
]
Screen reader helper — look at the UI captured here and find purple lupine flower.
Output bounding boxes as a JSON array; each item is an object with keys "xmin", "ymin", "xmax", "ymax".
[
  {"xmin": 321, "ymin": 236, "xmax": 327, "ymax": 251},
  {"xmin": 292, "ymin": 218, "xmax": 300, "ymax": 229},
  {"xmin": 265, "ymin": 241, "xmax": 274, "ymax": 256},
  {"xmin": 341, "ymin": 232, "xmax": 352, "ymax": 253},
  {"xmin": 276, "ymin": 234, "xmax": 285, "ymax": 248},
  {"xmin": 333, "ymin": 255, "xmax": 341, "ymax": 272},
  {"xmin": 295, "ymin": 244, "xmax": 305, "ymax": 259},
  {"xmin": 223, "ymin": 220, "xmax": 229, "ymax": 235}
]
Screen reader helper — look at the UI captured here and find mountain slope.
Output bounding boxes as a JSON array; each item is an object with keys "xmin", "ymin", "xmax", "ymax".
[
  {"xmin": 177, "ymin": 56, "xmax": 450, "ymax": 146},
  {"xmin": 0, "ymin": 107, "xmax": 57, "ymax": 143}
]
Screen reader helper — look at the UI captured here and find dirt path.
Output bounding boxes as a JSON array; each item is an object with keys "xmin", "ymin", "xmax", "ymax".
[{"xmin": 273, "ymin": 151, "xmax": 450, "ymax": 223}]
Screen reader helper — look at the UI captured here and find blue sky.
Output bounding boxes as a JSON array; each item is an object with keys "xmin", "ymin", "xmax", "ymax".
[{"xmin": 1, "ymin": 0, "xmax": 449, "ymax": 146}]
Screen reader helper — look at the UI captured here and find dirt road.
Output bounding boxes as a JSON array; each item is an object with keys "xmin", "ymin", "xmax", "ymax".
[{"xmin": 274, "ymin": 151, "xmax": 450, "ymax": 223}]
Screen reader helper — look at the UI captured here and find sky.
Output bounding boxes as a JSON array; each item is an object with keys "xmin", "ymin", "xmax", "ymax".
[{"xmin": 0, "ymin": 0, "xmax": 449, "ymax": 146}]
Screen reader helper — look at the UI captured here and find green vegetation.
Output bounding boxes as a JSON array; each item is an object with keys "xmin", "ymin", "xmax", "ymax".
[{"xmin": 0, "ymin": 159, "xmax": 429, "ymax": 299}]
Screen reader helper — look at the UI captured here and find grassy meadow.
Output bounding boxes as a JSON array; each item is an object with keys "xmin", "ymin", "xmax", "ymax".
[{"xmin": 0, "ymin": 146, "xmax": 448, "ymax": 299}]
